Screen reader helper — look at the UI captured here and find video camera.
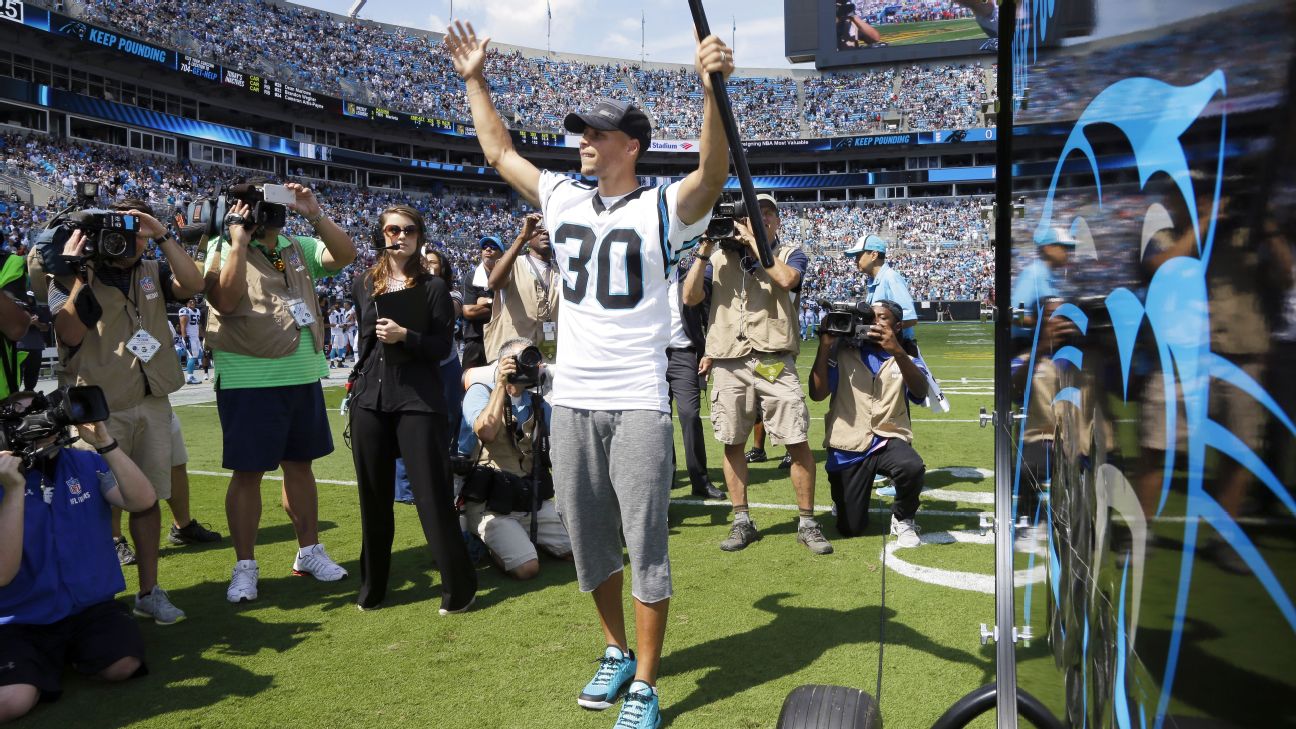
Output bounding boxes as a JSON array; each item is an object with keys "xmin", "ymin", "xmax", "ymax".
[
  {"xmin": 0, "ymin": 386, "xmax": 110, "ymax": 468},
  {"xmin": 819, "ymin": 299, "xmax": 877, "ymax": 344},
  {"xmin": 506, "ymin": 345, "xmax": 544, "ymax": 388},
  {"xmin": 178, "ymin": 181, "xmax": 294, "ymax": 245},
  {"xmin": 706, "ymin": 198, "xmax": 751, "ymax": 251}
]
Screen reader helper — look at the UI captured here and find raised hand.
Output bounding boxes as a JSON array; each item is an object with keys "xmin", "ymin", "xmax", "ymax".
[
  {"xmin": 694, "ymin": 33, "xmax": 735, "ymax": 92},
  {"xmin": 445, "ymin": 20, "xmax": 490, "ymax": 81}
]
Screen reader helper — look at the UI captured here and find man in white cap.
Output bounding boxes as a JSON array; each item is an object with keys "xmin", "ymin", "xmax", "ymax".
[{"xmin": 845, "ymin": 234, "xmax": 918, "ymax": 341}]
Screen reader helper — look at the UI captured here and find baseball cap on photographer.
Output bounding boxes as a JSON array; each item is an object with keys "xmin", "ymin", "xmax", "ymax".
[
  {"xmin": 564, "ymin": 99, "xmax": 653, "ymax": 159},
  {"xmin": 844, "ymin": 234, "xmax": 887, "ymax": 258},
  {"xmin": 479, "ymin": 235, "xmax": 504, "ymax": 252}
]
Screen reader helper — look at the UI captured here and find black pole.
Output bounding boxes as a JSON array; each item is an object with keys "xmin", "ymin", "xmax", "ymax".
[
  {"xmin": 992, "ymin": 2, "xmax": 1019, "ymax": 727},
  {"xmin": 685, "ymin": 0, "xmax": 775, "ymax": 268}
]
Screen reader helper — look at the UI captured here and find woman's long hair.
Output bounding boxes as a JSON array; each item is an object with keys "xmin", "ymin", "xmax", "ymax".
[
  {"xmin": 366, "ymin": 205, "xmax": 430, "ymax": 297},
  {"xmin": 424, "ymin": 247, "xmax": 455, "ymax": 291}
]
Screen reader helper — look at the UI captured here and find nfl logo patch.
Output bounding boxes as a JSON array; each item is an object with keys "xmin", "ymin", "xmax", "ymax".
[
  {"xmin": 140, "ymin": 276, "xmax": 156, "ymax": 293},
  {"xmin": 67, "ymin": 478, "xmax": 82, "ymax": 495},
  {"xmin": 287, "ymin": 250, "xmax": 302, "ymax": 267}
]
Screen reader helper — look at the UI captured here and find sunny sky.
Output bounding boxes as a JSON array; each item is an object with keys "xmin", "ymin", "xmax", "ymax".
[{"xmin": 298, "ymin": 0, "xmax": 800, "ymax": 70}]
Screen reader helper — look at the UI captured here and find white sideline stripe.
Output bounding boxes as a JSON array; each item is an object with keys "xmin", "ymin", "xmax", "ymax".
[
  {"xmin": 882, "ymin": 530, "xmax": 1046, "ymax": 593},
  {"xmin": 189, "ymin": 470, "xmax": 360, "ymax": 486}
]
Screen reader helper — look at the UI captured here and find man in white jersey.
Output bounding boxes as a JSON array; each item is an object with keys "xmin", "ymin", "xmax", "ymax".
[
  {"xmin": 342, "ymin": 300, "xmax": 358, "ymax": 360},
  {"xmin": 178, "ymin": 298, "xmax": 203, "ymax": 384},
  {"xmin": 445, "ymin": 20, "xmax": 733, "ymax": 729},
  {"xmin": 327, "ymin": 303, "xmax": 347, "ymax": 368}
]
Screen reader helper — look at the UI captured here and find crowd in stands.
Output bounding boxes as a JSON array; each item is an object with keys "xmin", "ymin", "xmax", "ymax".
[
  {"xmin": 77, "ymin": 0, "xmax": 993, "ymax": 141},
  {"xmin": 2, "ymin": 132, "xmax": 991, "ymax": 308}
]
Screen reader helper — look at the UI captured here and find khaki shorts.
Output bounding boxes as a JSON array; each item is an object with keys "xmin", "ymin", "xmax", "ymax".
[
  {"xmin": 1140, "ymin": 358, "xmax": 1265, "ymax": 452},
  {"xmin": 465, "ymin": 499, "xmax": 572, "ymax": 572},
  {"xmin": 170, "ymin": 412, "xmax": 188, "ymax": 468},
  {"xmin": 709, "ymin": 352, "xmax": 810, "ymax": 446},
  {"xmin": 93, "ymin": 395, "xmax": 174, "ymax": 500}
]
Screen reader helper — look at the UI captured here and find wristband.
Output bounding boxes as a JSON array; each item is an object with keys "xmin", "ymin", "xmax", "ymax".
[
  {"xmin": 95, "ymin": 440, "xmax": 119, "ymax": 455},
  {"xmin": 306, "ymin": 211, "xmax": 326, "ymax": 227},
  {"xmin": 695, "ymin": 252, "xmax": 711, "ymax": 260},
  {"xmin": 157, "ymin": 231, "xmax": 175, "ymax": 244}
]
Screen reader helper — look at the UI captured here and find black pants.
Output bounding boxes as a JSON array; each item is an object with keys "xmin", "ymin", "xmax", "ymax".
[
  {"xmin": 828, "ymin": 439, "xmax": 925, "ymax": 537},
  {"xmin": 666, "ymin": 346, "xmax": 711, "ymax": 491},
  {"xmin": 349, "ymin": 406, "xmax": 476, "ymax": 610},
  {"xmin": 19, "ymin": 349, "xmax": 41, "ymax": 391},
  {"xmin": 461, "ymin": 339, "xmax": 487, "ymax": 370}
]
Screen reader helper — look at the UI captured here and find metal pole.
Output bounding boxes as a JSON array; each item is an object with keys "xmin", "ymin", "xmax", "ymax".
[
  {"xmin": 992, "ymin": 1, "xmax": 1019, "ymax": 727},
  {"xmin": 685, "ymin": 0, "xmax": 775, "ymax": 268}
]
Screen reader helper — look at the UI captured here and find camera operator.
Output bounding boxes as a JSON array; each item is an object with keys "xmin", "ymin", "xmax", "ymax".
[
  {"xmin": 808, "ymin": 300, "xmax": 930, "ymax": 547},
  {"xmin": 0, "ymin": 395, "xmax": 155, "ymax": 723},
  {"xmin": 461, "ymin": 338, "xmax": 572, "ymax": 580},
  {"xmin": 203, "ymin": 182, "xmax": 356, "ymax": 604},
  {"xmin": 682, "ymin": 193, "xmax": 833, "ymax": 556},
  {"xmin": 45, "ymin": 198, "xmax": 209, "ymax": 624},
  {"xmin": 851, "ymin": 235, "xmax": 918, "ymax": 342},
  {"xmin": 0, "ymin": 251, "xmax": 34, "ymax": 399},
  {"xmin": 483, "ymin": 213, "xmax": 559, "ymax": 363}
]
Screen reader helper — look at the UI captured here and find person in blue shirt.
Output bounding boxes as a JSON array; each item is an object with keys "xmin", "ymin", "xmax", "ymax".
[
  {"xmin": 847, "ymin": 235, "xmax": 919, "ymax": 341},
  {"xmin": 0, "ymin": 393, "xmax": 157, "ymax": 723},
  {"xmin": 1011, "ymin": 226, "xmax": 1074, "ymax": 343}
]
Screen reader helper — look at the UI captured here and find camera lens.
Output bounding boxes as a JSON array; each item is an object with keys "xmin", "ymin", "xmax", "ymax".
[
  {"xmin": 516, "ymin": 346, "xmax": 543, "ymax": 368},
  {"xmin": 101, "ymin": 231, "xmax": 130, "ymax": 257}
]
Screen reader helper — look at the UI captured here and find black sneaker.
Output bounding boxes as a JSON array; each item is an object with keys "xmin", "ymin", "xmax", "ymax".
[
  {"xmin": 744, "ymin": 448, "xmax": 768, "ymax": 463},
  {"xmin": 778, "ymin": 454, "xmax": 793, "ymax": 470},
  {"xmin": 169, "ymin": 520, "xmax": 223, "ymax": 545},
  {"xmin": 115, "ymin": 536, "xmax": 136, "ymax": 566},
  {"xmin": 720, "ymin": 520, "xmax": 761, "ymax": 551}
]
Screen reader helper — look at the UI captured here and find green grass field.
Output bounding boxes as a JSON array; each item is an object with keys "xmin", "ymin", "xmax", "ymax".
[
  {"xmin": 21, "ymin": 323, "xmax": 1002, "ymax": 729},
  {"xmin": 875, "ymin": 18, "xmax": 986, "ymax": 46}
]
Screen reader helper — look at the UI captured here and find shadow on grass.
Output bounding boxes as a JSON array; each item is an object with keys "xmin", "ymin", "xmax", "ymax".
[{"xmin": 661, "ymin": 592, "xmax": 989, "ymax": 722}]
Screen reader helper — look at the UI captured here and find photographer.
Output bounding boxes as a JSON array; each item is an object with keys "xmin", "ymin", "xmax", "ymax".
[
  {"xmin": 682, "ymin": 193, "xmax": 833, "ymax": 556},
  {"xmin": 348, "ymin": 205, "xmax": 475, "ymax": 614},
  {"xmin": 45, "ymin": 198, "xmax": 208, "ymax": 625},
  {"xmin": 461, "ymin": 338, "xmax": 572, "ymax": 580},
  {"xmin": 483, "ymin": 213, "xmax": 559, "ymax": 363},
  {"xmin": 0, "ymin": 250, "xmax": 34, "ymax": 399},
  {"xmin": 809, "ymin": 300, "xmax": 930, "ymax": 547},
  {"xmin": 0, "ymin": 394, "xmax": 155, "ymax": 723},
  {"xmin": 203, "ymin": 182, "xmax": 356, "ymax": 604}
]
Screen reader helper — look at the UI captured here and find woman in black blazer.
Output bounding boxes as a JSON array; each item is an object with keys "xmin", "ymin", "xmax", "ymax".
[{"xmin": 349, "ymin": 205, "xmax": 476, "ymax": 614}]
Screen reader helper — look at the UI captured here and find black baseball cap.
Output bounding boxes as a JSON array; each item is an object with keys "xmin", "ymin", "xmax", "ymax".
[{"xmin": 564, "ymin": 99, "xmax": 652, "ymax": 159}]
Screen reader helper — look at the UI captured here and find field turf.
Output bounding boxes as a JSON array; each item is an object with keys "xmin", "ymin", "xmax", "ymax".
[
  {"xmin": 22, "ymin": 323, "xmax": 1003, "ymax": 729},
  {"xmin": 875, "ymin": 18, "xmax": 986, "ymax": 46}
]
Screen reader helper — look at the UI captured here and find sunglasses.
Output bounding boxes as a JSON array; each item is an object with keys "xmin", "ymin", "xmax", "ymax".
[{"xmin": 383, "ymin": 224, "xmax": 420, "ymax": 238}]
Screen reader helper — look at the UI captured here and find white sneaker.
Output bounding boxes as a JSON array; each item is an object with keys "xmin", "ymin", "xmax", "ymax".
[
  {"xmin": 293, "ymin": 544, "xmax": 348, "ymax": 581},
  {"xmin": 134, "ymin": 585, "xmax": 186, "ymax": 624},
  {"xmin": 890, "ymin": 515, "xmax": 922, "ymax": 548},
  {"xmin": 227, "ymin": 560, "xmax": 259, "ymax": 603}
]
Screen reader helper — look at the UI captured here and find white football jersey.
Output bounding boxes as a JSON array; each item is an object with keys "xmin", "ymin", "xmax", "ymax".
[
  {"xmin": 178, "ymin": 307, "xmax": 201, "ymax": 336},
  {"xmin": 538, "ymin": 170, "xmax": 709, "ymax": 411}
]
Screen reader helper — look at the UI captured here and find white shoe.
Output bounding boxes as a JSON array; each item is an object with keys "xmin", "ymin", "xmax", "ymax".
[
  {"xmin": 293, "ymin": 544, "xmax": 348, "ymax": 581},
  {"xmin": 185, "ymin": 376, "xmax": 200, "ymax": 385},
  {"xmin": 890, "ymin": 515, "xmax": 922, "ymax": 548},
  {"xmin": 227, "ymin": 560, "xmax": 259, "ymax": 603},
  {"xmin": 134, "ymin": 585, "xmax": 186, "ymax": 624}
]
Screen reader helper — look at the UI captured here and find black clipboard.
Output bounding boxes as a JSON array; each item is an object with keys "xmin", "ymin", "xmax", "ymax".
[{"xmin": 373, "ymin": 284, "xmax": 428, "ymax": 365}]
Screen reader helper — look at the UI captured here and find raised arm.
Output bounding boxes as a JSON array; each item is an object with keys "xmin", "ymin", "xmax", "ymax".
[
  {"xmin": 445, "ymin": 21, "xmax": 541, "ymax": 207},
  {"xmin": 204, "ymin": 201, "xmax": 252, "ymax": 315},
  {"xmin": 286, "ymin": 183, "xmax": 355, "ymax": 271},
  {"xmin": 488, "ymin": 214, "xmax": 540, "ymax": 291},
  {"xmin": 675, "ymin": 34, "xmax": 735, "ymax": 226}
]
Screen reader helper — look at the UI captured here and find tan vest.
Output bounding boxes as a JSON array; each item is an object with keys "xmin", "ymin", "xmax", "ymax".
[
  {"xmin": 61, "ymin": 259, "xmax": 183, "ymax": 412},
  {"xmin": 475, "ymin": 396, "xmax": 540, "ymax": 477},
  {"xmin": 204, "ymin": 236, "xmax": 326, "ymax": 358},
  {"xmin": 823, "ymin": 349, "xmax": 915, "ymax": 452},
  {"xmin": 705, "ymin": 245, "xmax": 800, "ymax": 359},
  {"xmin": 482, "ymin": 255, "xmax": 560, "ymax": 363},
  {"xmin": 1023, "ymin": 356, "xmax": 1059, "ymax": 443}
]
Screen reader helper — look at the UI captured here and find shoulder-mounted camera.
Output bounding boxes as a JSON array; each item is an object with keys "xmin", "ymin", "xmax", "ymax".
[
  {"xmin": 819, "ymin": 299, "xmax": 876, "ymax": 344},
  {"xmin": 178, "ymin": 181, "xmax": 293, "ymax": 245},
  {"xmin": 0, "ymin": 386, "xmax": 110, "ymax": 468}
]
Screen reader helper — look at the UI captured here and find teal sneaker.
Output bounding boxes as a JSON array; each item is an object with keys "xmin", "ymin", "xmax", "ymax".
[
  {"xmin": 614, "ymin": 681, "xmax": 662, "ymax": 729},
  {"xmin": 578, "ymin": 646, "xmax": 637, "ymax": 710}
]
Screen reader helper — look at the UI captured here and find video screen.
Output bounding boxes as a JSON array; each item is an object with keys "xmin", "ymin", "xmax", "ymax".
[{"xmin": 817, "ymin": 0, "xmax": 1000, "ymax": 67}]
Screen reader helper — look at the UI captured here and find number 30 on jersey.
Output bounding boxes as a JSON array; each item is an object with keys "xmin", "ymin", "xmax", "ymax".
[{"xmin": 554, "ymin": 223, "xmax": 645, "ymax": 310}]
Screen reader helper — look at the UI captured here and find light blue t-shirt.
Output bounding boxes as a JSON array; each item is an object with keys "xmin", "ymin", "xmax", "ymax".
[
  {"xmin": 866, "ymin": 263, "xmax": 917, "ymax": 340},
  {"xmin": 459, "ymin": 382, "xmax": 554, "ymax": 455},
  {"xmin": 1011, "ymin": 258, "xmax": 1057, "ymax": 338}
]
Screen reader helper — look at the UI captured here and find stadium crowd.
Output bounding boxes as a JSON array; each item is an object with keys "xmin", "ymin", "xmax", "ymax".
[{"xmin": 76, "ymin": 0, "xmax": 993, "ymax": 140}]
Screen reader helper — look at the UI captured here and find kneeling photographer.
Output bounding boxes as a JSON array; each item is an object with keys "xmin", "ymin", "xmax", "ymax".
[
  {"xmin": 31, "ymin": 192, "xmax": 208, "ymax": 625},
  {"xmin": 809, "ymin": 299, "xmax": 930, "ymax": 548},
  {"xmin": 461, "ymin": 338, "xmax": 572, "ymax": 581},
  {"xmin": 0, "ymin": 387, "xmax": 156, "ymax": 722}
]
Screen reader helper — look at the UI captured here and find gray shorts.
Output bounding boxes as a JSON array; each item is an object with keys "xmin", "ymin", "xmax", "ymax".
[{"xmin": 551, "ymin": 406, "xmax": 673, "ymax": 604}]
